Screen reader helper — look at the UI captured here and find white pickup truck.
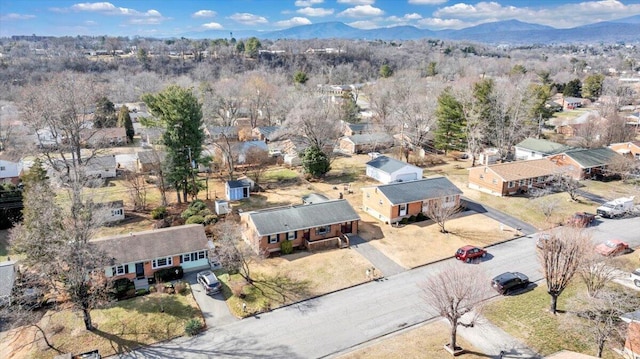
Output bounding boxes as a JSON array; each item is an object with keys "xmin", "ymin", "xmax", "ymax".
[{"xmin": 596, "ymin": 196, "xmax": 635, "ymax": 218}]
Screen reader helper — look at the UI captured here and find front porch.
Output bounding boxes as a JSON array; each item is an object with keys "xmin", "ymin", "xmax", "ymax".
[{"xmin": 305, "ymin": 233, "xmax": 350, "ymax": 251}]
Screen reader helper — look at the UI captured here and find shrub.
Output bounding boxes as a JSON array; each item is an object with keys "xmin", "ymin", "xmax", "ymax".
[
  {"xmin": 151, "ymin": 206, "xmax": 167, "ymax": 219},
  {"xmin": 280, "ymin": 240, "xmax": 293, "ymax": 255},
  {"xmin": 149, "ymin": 285, "xmax": 157, "ymax": 293},
  {"xmin": 174, "ymin": 281, "xmax": 189, "ymax": 295},
  {"xmin": 111, "ymin": 278, "xmax": 136, "ymax": 300},
  {"xmin": 135, "ymin": 289, "xmax": 149, "ymax": 296},
  {"xmin": 181, "ymin": 208, "xmax": 197, "ymax": 219},
  {"xmin": 185, "ymin": 215, "xmax": 205, "ymax": 224},
  {"xmin": 189, "ymin": 200, "xmax": 207, "ymax": 212},
  {"xmin": 185, "ymin": 319, "xmax": 203, "ymax": 336},
  {"xmin": 204, "ymin": 215, "xmax": 217, "ymax": 225},
  {"xmin": 154, "ymin": 266, "xmax": 184, "ymax": 282},
  {"xmin": 416, "ymin": 212, "xmax": 427, "ymax": 221},
  {"xmin": 408, "ymin": 215, "xmax": 416, "ymax": 223},
  {"xmin": 231, "ymin": 282, "xmax": 245, "ymax": 298},
  {"xmin": 400, "ymin": 217, "xmax": 409, "ymax": 225}
]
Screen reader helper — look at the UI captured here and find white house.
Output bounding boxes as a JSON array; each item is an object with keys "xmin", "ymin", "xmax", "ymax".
[
  {"xmin": 365, "ymin": 155, "xmax": 423, "ymax": 184},
  {"xmin": 514, "ymin": 138, "xmax": 574, "ymax": 161},
  {"xmin": 86, "ymin": 155, "xmax": 117, "ymax": 179},
  {"xmin": 98, "ymin": 200, "xmax": 125, "ymax": 224},
  {"xmin": 0, "ymin": 153, "xmax": 23, "ymax": 184}
]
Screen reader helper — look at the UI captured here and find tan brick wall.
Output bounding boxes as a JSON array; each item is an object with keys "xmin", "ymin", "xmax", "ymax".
[
  {"xmin": 362, "ymin": 187, "xmax": 393, "ymax": 220},
  {"xmin": 610, "ymin": 143, "xmax": 640, "ymax": 158},
  {"xmin": 468, "ymin": 167, "xmax": 507, "ymax": 195}
]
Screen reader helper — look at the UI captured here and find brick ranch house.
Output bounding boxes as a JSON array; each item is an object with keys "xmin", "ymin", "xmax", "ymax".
[
  {"xmin": 361, "ymin": 177, "xmax": 463, "ymax": 225},
  {"xmin": 547, "ymin": 147, "xmax": 622, "ymax": 180},
  {"xmin": 240, "ymin": 199, "xmax": 360, "ymax": 254},
  {"xmin": 467, "ymin": 158, "xmax": 565, "ymax": 197},
  {"xmin": 93, "ymin": 224, "xmax": 210, "ymax": 282}
]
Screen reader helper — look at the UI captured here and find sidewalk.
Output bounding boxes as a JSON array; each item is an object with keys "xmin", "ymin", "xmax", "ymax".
[{"xmin": 456, "ymin": 311, "xmax": 542, "ymax": 358}]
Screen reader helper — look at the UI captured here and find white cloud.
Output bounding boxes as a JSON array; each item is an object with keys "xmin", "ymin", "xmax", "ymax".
[
  {"xmin": 295, "ymin": 0, "xmax": 323, "ymax": 6},
  {"xmin": 347, "ymin": 20, "xmax": 379, "ymax": 29},
  {"xmin": 202, "ymin": 22, "xmax": 223, "ymax": 29},
  {"xmin": 69, "ymin": 2, "xmax": 169, "ymax": 25},
  {"xmin": 338, "ymin": 5, "xmax": 384, "ymax": 18},
  {"xmin": 387, "ymin": 13, "xmax": 422, "ymax": 22},
  {"xmin": 84, "ymin": 20, "xmax": 97, "ymax": 25},
  {"xmin": 229, "ymin": 13, "xmax": 268, "ymax": 25},
  {"xmin": 275, "ymin": 17, "xmax": 312, "ymax": 27},
  {"xmin": 418, "ymin": 17, "xmax": 468, "ymax": 29},
  {"xmin": 432, "ymin": 1, "xmax": 640, "ymax": 29},
  {"xmin": 1, "ymin": 13, "xmax": 36, "ymax": 20},
  {"xmin": 192, "ymin": 10, "xmax": 216, "ymax": 18},
  {"xmin": 297, "ymin": 7, "xmax": 334, "ymax": 17},
  {"xmin": 338, "ymin": 0, "xmax": 374, "ymax": 4},
  {"xmin": 408, "ymin": 0, "xmax": 448, "ymax": 4}
]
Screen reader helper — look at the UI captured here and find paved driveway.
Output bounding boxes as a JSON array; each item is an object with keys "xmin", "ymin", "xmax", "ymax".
[{"xmin": 184, "ymin": 271, "xmax": 237, "ymax": 330}]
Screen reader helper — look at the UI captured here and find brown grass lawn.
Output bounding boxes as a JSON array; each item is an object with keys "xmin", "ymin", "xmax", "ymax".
[
  {"xmin": 362, "ymin": 214, "xmax": 518, "ymax": 269},
  {"xmin": 0, "ymin": 290, "xmax": 202, "ymax": 359},
  {"xmin": 338, "ymin": 320, "xmax": 485, "ymax": 359},
  {"xmin": 218, "ymin": 248, "xmax": 374, "ymax": 317},
  {"xmin": 581, "ymin": 179, "xmax": 640, "ymax": 200}
]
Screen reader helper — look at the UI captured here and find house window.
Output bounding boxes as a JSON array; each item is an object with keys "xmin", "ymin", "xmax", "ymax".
[
  {"xmin": 492, "ymin": 179, "xmax": 497, "ymax": 184},
  {"xmin": 268, "ymin": 234, "xmax": 278, "ymax": 244},
  {"xmin": 0, "ymin": 166, "xmax": 5, "ymax": 171},
  {"xmin": 287, "ymin": 231, "xmax": 296, "ymax": 241},
  {"xmin": 479, "ymin": 174, "xmax": 484, "ymax": 179},
  {"xmin": 152, "ymin": 257, "xmax": 173, "ymax": 269},
  {"xmin": 538, "ymin": 176, "xmax": 545, "ymax": 182},
  {"xmin": 528, "ymin": 178, "xmax": 533, "ymax": 185},
  {"xmin": 366, "ymin": 193, "xmax": 370, "ymax": 198},
  {"xmin": 111, "ymin": 265, "xmax": 128, "ymax": 276},
  {"xmin": 379, "ymin": 200, "xmax": 383, "ymax": 205},
  {"xmin": 112, "ymin": 209, "xmax": 123, "ymax": 216},
  {"xmin": 316, "ymin": 225, "xmax": 331, "ymax": 235},
  {"xmin": 519, "ymin": 179, "xmax": 524, "ymax": 186},
  {"xmin": 508, "ymin": 181, "xmax": 514, "ymax": 188},
  {"xmin": 182, "ymin": 250, "xmax": 206, "ymax": 263}
]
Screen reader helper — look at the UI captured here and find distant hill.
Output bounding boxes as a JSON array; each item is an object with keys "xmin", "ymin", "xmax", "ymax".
[{"xmin": 184, "ymin": 16, "xmax": 640, "ymax": 44}]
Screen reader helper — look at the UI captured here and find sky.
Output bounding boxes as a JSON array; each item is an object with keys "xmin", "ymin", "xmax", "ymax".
[{"xmin": 1, "ymin": 0, "xmax": 640, "ymax": 38}]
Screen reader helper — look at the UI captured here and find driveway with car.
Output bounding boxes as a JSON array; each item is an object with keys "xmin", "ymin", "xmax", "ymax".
[{"xmin": 184, "ymin": 271, "xmax": 237, "ymax": 329}]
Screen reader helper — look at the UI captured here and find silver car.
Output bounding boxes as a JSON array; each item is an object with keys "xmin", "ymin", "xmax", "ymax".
[{"xmin": 197, "ymin": 270, "xmax": 222, "ymax": 295}]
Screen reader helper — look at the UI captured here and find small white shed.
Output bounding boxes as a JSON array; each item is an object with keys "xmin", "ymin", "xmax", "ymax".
[
  {"xmin": 365, "ymin": 155, "xmax": 423, "ymax": 184},
  {"xmin": 215, "ymin": 199, "xmax": 230, "ymax": 215}
]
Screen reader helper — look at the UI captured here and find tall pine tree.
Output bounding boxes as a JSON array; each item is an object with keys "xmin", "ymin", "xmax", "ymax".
[{"xmin": 435, "ymin": 88, "xmax": 466, "ymax": 154}]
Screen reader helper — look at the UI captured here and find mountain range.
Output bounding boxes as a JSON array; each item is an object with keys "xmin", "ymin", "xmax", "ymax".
[{"xmin": 184, "ymin": 15, "xmax": 640, "ymax": 45}]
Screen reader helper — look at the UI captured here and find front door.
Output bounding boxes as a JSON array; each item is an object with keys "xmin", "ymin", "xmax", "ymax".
[
  {"xmin": 341, "ymin": 222, "xmax": 352, "ymax": 234},
  {"xmin": 399, "ymin": 203, "xmax": 407, "ymax": 216},
  {"xmin": 135, "ymin": 262, "xmax": 144, "ymax": 278}
]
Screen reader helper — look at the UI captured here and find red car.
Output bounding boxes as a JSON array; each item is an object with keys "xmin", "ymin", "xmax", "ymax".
[
  {"xmin": 595, "ymin": 239, "xmax": 630, "ymax": 257},
  {"xmin": 455, "ymin": 245, "xmax": 487, "ymax": 263}
]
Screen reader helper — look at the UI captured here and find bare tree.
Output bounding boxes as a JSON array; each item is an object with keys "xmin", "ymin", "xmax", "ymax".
[
  {"xmin": 421, "ymin": 263, "xmax": 491, "ymax": 354},
  {"xmin": 425, "ymin": 196, "xmax": 462, "ymax": 233},
  {"xmin": 578, "ymin": 255, "xmax": 617, "ymax": 298},
  {"xmin": 575, "ymin": 113, "xmax": 605, "ymax": 148},
  {"xmin": 605, "ymin": 155, "xmax": 638, "ymax": 182},
  {"xmin": 568, "ymin": 289, "xmax": 639, "ymax": 358},
  {"xmin": 537, "ymin": 227, "xmax": 591, "ymax": 314},
  {"xmin": 243, "ymin": 146, "xmax": 273, "ymax": 188},
  {"xmin": 213, "ymin": 219, "xmax": 261, "ymax": 284},
  {"xmin": 551, "ymin": 173, "xmax": 581, "ymax": 202},
  {"xmin": 123, "ymin": 168, "xmax": 148, "ymax": 211},
  {"xmin": 534, "ymin": 192, "xmax": 561, "ymax": 226}
]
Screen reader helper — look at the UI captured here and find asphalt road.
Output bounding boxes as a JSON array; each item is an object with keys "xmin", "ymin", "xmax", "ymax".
[{"xmin": 119, "ymin": 217, "xmax": 640, "ymax": 359}]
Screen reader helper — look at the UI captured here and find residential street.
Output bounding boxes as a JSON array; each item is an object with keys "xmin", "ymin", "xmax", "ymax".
[{"xmin": 119, "ymin": 217, "xmax": 640, "ymax": 359}]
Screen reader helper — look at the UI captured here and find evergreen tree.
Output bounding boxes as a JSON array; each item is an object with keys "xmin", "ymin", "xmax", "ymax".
[
  {"xmin": 379, "ymin": 64, "xmax": 393, "ymax": 78},
  {"xmin": 94, "ymin": 97, "xmax": 117, "ymax": 128},
  {"xmin": 563, "ymin": 79, "xmax": 582, "ymax": 98},
  {"xmin": 117, "ymin": 105, "xmax": 135, "ymax": 143},
  {"xmin": 142, "ymin": 85, "xmax": 204, "ymax": 203},
  {"xmin": 341, "ymin": 92, "xmax": 360, "ymax": 123},
  {"xmin": 434, "ymin": 88, "xmax": 466, "ymax": 154},
  {"xmin": 302, "ymin": 146, "xmax": 331, "ymax": 178},
  {"xmin": 582, "ymin": 74, "xmax": 605, "ymax": 100},
  {"xmin": 244, "ymin": 37, "xmax": 261, "ymax": 58},
  {"xmin": 294, "ymin": 71, "xmax": 309, "ymax": 85}
]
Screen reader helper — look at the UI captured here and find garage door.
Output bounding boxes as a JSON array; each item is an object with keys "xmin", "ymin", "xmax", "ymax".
[{"xmin": 396, "ymin": 173, "xmax": 417, "ymax": 182}]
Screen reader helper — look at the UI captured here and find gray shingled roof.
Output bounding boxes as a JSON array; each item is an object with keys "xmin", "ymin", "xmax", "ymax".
[
  {"xmin": 563, "ymin": 147, "xmax": 619, "ymax": 168},
  {"xmin": 515, "ymin": 138, "xmax": 574, "ymax": 155},
  {"xmin": 248, "ymin": 199, "xmax": 360, "ymax": 236},
  {"xmin": 376, "ymin": 177, "xmax": 463, "ymax": 205},
  {"xmin": 366, "ymin": 155, "xmax": 420, "ymax": 174},
  {"xmin": 137, "ymin": 150, "xmax": 166, "ymax": 165},
  {"xmin": 92, "ymin": 224, "xmax": 208, "ymax": 265},
  {"xmin": 227, "ymin": 179, "xmax": 251, "ymax": 188},
  {"xmin": 346, "ymin": 133, "xmax": 394, "ymax": 145}
]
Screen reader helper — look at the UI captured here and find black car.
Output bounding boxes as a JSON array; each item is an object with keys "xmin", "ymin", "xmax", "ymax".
[{"xmin": 491, "ymin": 272, "xmax": 529, "ymax": 295}]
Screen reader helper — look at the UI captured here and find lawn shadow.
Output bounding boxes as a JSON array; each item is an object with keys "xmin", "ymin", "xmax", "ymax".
[
  {"xmin": 357, "ymin": 221, "xmax": 385, "ymax": 241},
  {"xmin": 507, "ymin": 283, "xmax": 538, "ymax": 296},
  {"xmin": 459, "ymin": 349, "xmax": 493, "ymax": 358},
  {"xmin": 278, "ymin": 250, "xmax": 314, "ymax": 262},
  {"xmin": 116, "ymin": 293, "xmax": 199, "ymax": 318},
  {"xmin": 93, "ymin": 328, "xmax": 146, "ymax": 355},
  {"xmin": 253, "ymin": 273, "xmax": 313, "ymax": 305}
]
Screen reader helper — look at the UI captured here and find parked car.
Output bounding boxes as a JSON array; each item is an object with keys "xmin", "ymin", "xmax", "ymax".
[
  {"xmin": 595, "ymin": 239, "xmax": 630, "ymax": 257},
  {"xmin": 491, "ymin": 272, "xmax": 530, "ymax": 295},
  {"xmin": 630, "ymin": 268, "xmax": 640, "ymax": 288},
  {"xmin": 196, "ymin": 270, "xmax": 222, "ymax": 295},
  {"xmin": 566, "ymin": 212, "xmax": 596, "ymax": 227},
  {"xmin": 455, "ymin": 245, "xmax": 487, "ymax": 263}
]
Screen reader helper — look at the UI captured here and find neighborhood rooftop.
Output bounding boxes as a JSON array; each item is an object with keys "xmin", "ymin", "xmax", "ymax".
[
  {"xmin": 481, "ymin": 158, "xmax": 563, "ymax": 181},
  {"xmin": 92, "ymin": 224, "xmax": 207, "ymax": 265},
  {"xmin": 247, "ymin": 199, "xmax": 360, "ymax": 236},
  {"xmin": 373, "ymin": 177, "xmax": 462, "ymax": 205},
  {"xmin": 515, "ymin": 138, "xmax": 573, "ymax": 155},
  {"xmin": 562, "ymin": 147, "xmax": 619, "ymax": 168},
  {"xmin": 366, "ymin": 155, "xmax": 420, "ymax": 173}
]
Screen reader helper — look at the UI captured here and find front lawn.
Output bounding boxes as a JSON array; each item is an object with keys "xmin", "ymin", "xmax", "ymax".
[
  {"xmin": 216, "ymin": 249, "xmax": 374, "ymax": 317},
  {"xmin": 483, "ymin": 280, "xmax": 630, "ymax": 358},
  {"xmin": 0, "ymin": 289, "xmax": 202, "ymax": 359}
]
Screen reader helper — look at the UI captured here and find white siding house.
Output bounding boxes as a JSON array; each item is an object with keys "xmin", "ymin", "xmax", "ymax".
[
  {"xmin": 365, "ymin": 155, "xmax": 423, "ymax": 184},
  {"xmin": 0, "ymin": 155, "xmax": 22, "ymax": 184}
]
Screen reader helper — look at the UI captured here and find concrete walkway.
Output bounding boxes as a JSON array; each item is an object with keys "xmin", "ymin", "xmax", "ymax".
[
  {"xmin": 463, "ymin": 198, "xmax": 538, "ymax": 235},
  {"xmin": 457, "ymin": 311, "xmax": 541, "ymax": 358},
  {"xmin": 348, "ymin": 234, "xmax": 406, "ymax": 277}
]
